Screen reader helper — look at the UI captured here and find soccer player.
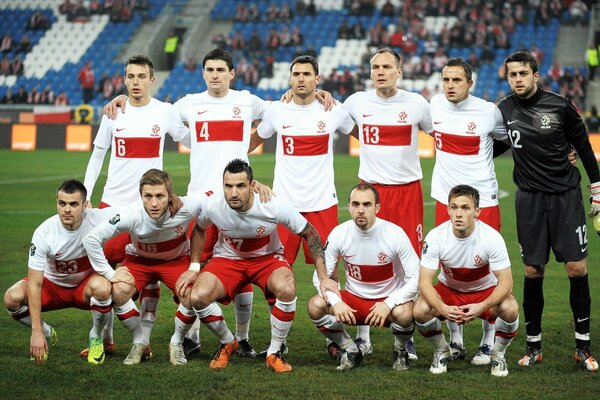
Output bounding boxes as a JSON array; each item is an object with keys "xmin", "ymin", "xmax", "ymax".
[
  {"xmin": 83, "ymin": 54, "xmax": 189, "ymax": 356},
  {"xmin": 307, "ymin": 183, "xmax": 420, "ymax": 371},
  {"xmin": 180, "ymin": 159, "xmax": 337, "ymax": 373},
  {"xmin": 3, "ymin": 180, "xmax": 122, "ymax": 365},
  {"xmin": 342, "ymin": 47, "xmax": 432, "ymax": 358},
  {"xmin": 414, "ymin": 185, "xmax": 519, "ymax": 377},
  {"xmin": 498, "ymin": 50, "xmax": 600, "ymax": 372},
  {"xmin": 429, "ymin": 58, "xmax": 507, "ymax": 365},
  {"xmin": 83, "ymin": 169, "xmax": 204, "ymax": 366}
]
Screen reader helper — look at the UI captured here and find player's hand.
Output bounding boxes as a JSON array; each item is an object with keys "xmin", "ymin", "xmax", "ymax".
[
  {"xmin": 280, "ymin": 89, "xmax": 293, "ymax": 103},
  {"xmin": 319, "ymin": 277, "xmax": 341, "ymax": 302},
  {"xmin": 111, "ymin": 267, "xmax": 135, "ymax": 286},
  {"xmin": 84, "ymin": 200, "xmax": 91, "ymax": 208},
  {"xmin": 169, "ymin": 194, "xmax": 183, "ymax": 216},
  {"xmin": 458, "ymin": 303, "xmax": 486, "ymax": 323},
  {"xmin": 30, "ymin": 330, "xmax": 48, "ymax": 365},
  {"xmin": 440, "ymin": 304, "xmax": 465, "ymax": 324},
  {"xmin": 568, "ymin": 148, "xmax": 577, "ymax": 166},
  {"xmin": 365, "ymin": 302, "xmax": 391, "ymax": 327},
  {"xmin": 332, "ymin": 302, "xmax": 357, "ymax": 325},
  {"xmin": 253, "ymin": 180, "xmax": 274, "ymax": 203},
  {"xmin": 589, "ymin": 181, "xmax": 600, "ymax": 217},
  {"xmin": 315, "ymin": 90, "xmax": 336, "ymax": 111},
  {"xmin": 103, "ymin": 94, "xmax": 128, "ymax": 119},
  {"xmin": 176, "ymin": 270, "xmax": 198, "ymax": 298}
]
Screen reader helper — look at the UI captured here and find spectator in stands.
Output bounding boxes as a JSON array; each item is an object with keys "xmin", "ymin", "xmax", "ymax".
[
  {"xmin": 338, "ymin": 20, "xmax": 351, "ymax": 39},
  {"xmin": 265, "ymin": 54, "xmax": 274, "ymax": 77},
  {"xmin": 40, "ymin": 85, "xmax": 55, "ymax": 104},
  {"xmin": 18, "ymin": 34, "xmax": 32, "ymax": 53},
  {"xmin": 351, "ymin": 23, "xmax": 365, "ymax": 39},
  {"xmin": 27, "ymin": 85, "xmax": 41, "ymax": 104},
  {"xmin": 480, "ymin": 45, "xmax": 494, "ymax": 64},
  {"xmin": 15, "ymin": 86, "xmax": 27, "ymax": 103},
  {"xmin": 248, "ymin": 29, "xmax": 262, "ymax": 59},
  {"xmin": 267, "ymin": 3, "xmax": 279, "ymax": 22},
  {"xmin": 212, "ymin": 33, "xmax": 227, "ymax": 50},
  {"xmin": 89, "ymin": 0, "xmax": 101, "ymax": 15},
  {"xmin": 72, "ymin": 0, "xmax": 91, "ymax": 22},
  {"xmin": 111, "ymin": 71, "xmax": 125, "ymax": 96},
  {"xmin": 59, "ymin": 0, "xmax": 75, "ymax": 15},
  {"xmin": 110, "ymin": 0, "xmax": 132, "ymax": 22},
  {"xmin": 164, "ymin": 30, "xmax": 179, "ymax": 70},
  {"xmin": 586, "ymin": 106, "xmax": 600, "ymax": 132},
  {"xmin": 103, "ymin": 0, "xmax": 115, "ymax": 14},
  {"xmin": 1, "ymin": 88, "xmax": 15, "ymax": 104},
  {"xmin": 296, "ymin": 0, "xmax": 307, "ymax": 16},
  {"xmin": 11, "ymin": 55, "xmax": 23, "ymax": 76},
  {"xmin": 368, "ymin": 22, "xmax": 384, "ymax": 46},
  {"xmin": 306, "ymin": 45, "xmax": 317, "ymax": 58},
  {"xmin": 248, "ymin": 3, "xmax": 260, "ymax": 22},
  {"xmin": 280, "ymin": 3, "xmax": 292, "ymax": 22},
  {"xmin": 230, "ymin": 31, "xmax": 245, "ymax": 51},
  {"xmin": 423, "ymin": 33, "xmax": 438, "ymax": 57},
  {"xmin": 265, "ymin": 29, "xmax": 281, "ymax": 55},
  {"xmin": 235, "ymin": 3, "xmax": 248, "ymax": 22},
  {"xmin": 547, "ymin": 58, "xmax": 563, "ymax": 82},
  {"xmin": 184, "ymin": 57, "xmax": 197, "ymax": 72},
  {"xmin": 569, "ymin": 0, "xmax": 588, "ymax": 26},
  {"xmin": 27, "ymin": 12, "xmax": 50, "ymax": 30},
  {"xmin": 534, "ymin": 2, "xmax": 550, "ymax": 25},
  {"xmin": 497, "ymin": 63, "xmax": 506, "ymax": 81},
  {"xmin": 55, "ymin": 91, "xmax": 69, "ymax": 106},
  {"xmin": 290, "ymin": 26, "xmax": 304, "ymax": 46},
  {"xmin": 0, "ymin": 56, "xmax": 11, "ymax": 76},
  {"xmin": 0, "ymin": 34, "xmax": 13, "ymax": 53},
  {"xmin": 432, "ymin": 48, "xmax": 448, "ymax": 72},
  {"xmin": 243, "ymin": 60, "xmax": 259, "ymax": 86},
  {"xmin": 307, "ymin": 0, "xmax": 317, "ymax": 16},
  {"xmin": 467, "ymin": 51, "xmax": 480, "ymax": 70},
  {"xmin": 530, "ymin": 44, "xmax": 545, "ymax": 65},
  {"xmin": 381, "ymin": 0, "xmax": 395, "ymax": 16},
  {"xmin": 78, "ymin": 61, "xmax": 95, "ymax": 104},
  {"xmin": 280, "ymin": 27, "xmax": 291, "ymax": 47},
  {"xmin": 100, "ymin": 72, "xmax": 114, "ymax": 99},
  {"xmin": 586, "ymin": 42, "xmax": 599, "ymax": 81}
]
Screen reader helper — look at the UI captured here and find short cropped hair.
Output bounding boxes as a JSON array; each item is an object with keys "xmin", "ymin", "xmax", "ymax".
[
  {"xmin": 448, "ymin": 185, "xmax": 480, "ymax": 209},
  {"xmin": 370, "ymin": 48, "xmax": 402, "ymax": 68},
  {"xmin": 349, "ymin": 182, "xmax": 380, "ymax": 205},
  {"xmin": 125, "ymin": 54, "xmax": 155, "ymax": 78},
  {"xmin": 505, "ymin": 50, "xmax": 538, "ymax": 74},
  {"xmin": 290, "ymin": 55, "xmax": 319, "ymax": 75},
  {"xmin": 444, "ymin": 57, "xmax": 473, "ymax": 82},
  {"xmin": 139, "ymin": 169, "xmax": 173, "ymax": 195},
  {"xmin": 57, "ymin": 180, "xmax": 87, "ymax": 201},
  {"xmin": 203, "ymin": 48, "xmax": 234, "ymax": 71},
  {"xmin": 224, "ymin": 158, "xmax": 253, "ymax": 182}
]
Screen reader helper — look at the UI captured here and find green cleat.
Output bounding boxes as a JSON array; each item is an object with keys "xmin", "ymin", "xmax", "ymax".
[
  {"xmin": 87, "ymin": 337, "xmax": 105, "ymax": 365},
  {"xmin": 46, "ymin": 327, "xmax": 58, "ymax": 346}
]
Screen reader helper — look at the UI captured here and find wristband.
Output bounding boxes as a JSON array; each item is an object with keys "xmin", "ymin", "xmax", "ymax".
[
  {"xmin": 188, "ymin": 262, "xmax": 200, "ymax": 272},
  {"xmin": 326, "ymin": 291, "xmax": 342, "ymax": 307}
]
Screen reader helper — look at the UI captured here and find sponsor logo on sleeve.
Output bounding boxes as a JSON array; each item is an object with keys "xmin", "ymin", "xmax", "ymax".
[
  {"xmin": 30, "ymin": 243, "xmax": 36, "ymax": 256},
  {"xmin": 109, "ymin": 214, "xmax": 121, "ymax": 225}
]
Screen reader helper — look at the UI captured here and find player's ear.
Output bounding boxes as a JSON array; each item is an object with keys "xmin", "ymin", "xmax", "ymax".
[
  {"xmin": 474, "ymin": 207, "xmax": 481, "ymax": 218},
  {"xmin": 375, "ymin": 203, "xmax": 381, "ymax": 214}
]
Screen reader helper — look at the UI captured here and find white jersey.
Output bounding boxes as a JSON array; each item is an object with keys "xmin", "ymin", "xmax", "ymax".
[
  {"xmin": 28, "ymin": 208, "xmax": 116, "ymax": 288},
  {"xmin": 174, "ymin": 90, "xmax": 266, "ymax": 197},
  {"xmin": 257, "ymin": 100, "xmax": 355, "ymax": 212},
  {"xmin": 198, "ymin": 195, "xmax": 308, "ymax": 259},
  {"xmin": 324, "ymin": 218, "xmax": 420, "ymax": 309},
  {"xmin": 343, "ymin": 89, "xmax": 433, "ymax": 184},
  {"xmin": 84, "ymin": 196, "xmax": 205, "ymax": 280},
  {"xmin": 88, "ymin": 98, "xmax": 189, "ymax": 207},
  {"xmin": 421, "ymin": 220, "xmax": 511, "ymax": 292},
  {"xmin": 429, "ymin": 94, "xmax": 508, "ymax": 207}
]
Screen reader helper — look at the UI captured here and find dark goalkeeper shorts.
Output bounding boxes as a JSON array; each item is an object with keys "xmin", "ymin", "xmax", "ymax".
[{"xmin": 515, "ymin": 186, "xmax": 588, "ymax": 265}]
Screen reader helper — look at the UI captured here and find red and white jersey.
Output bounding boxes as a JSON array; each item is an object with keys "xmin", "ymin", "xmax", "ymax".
[
  {"xmin": 174, "ymin": 90, "xmax": 266, "ymax": 197},
  {"xmin": 421, "ymin": 220, "xmax": 511, "ymax": 292},
  {"xmin": 84, "ymin": 196, "xmax": 205, "ymax": 279},
  {"xmin": 92, "ymin": 98, "xmax": 189, "ymax": 207},
  {"xmin": 343, "ymin": 89, "xmax": 433, "ymax": 184},
  {"xmin": 197, "ymin": 195, "xmax": 308, "ymax": 259},
  {"xmin": 430, "ymin": 94, "xmax": 507, "ymax": 207},
  {"xmin": 324, "ymin": 218, "xmax": 420, "ymax": 309},
  {"xmin": 257, "ymin": 100, "xmax": 355, "ymax": 212},
  {"xmin": 28, "ymin": 208, "xmax": 116, "ymax": 288}
]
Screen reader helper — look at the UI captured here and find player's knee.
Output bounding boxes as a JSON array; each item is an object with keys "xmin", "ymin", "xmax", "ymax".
[
  {"xmin": 90, "ymin": 277, "xmax": 112, "ymax": 301},
  {"xmin": 306, "ymin": 294, "xmax": 328, "ymax": 319},
  {"xmin": 111, "ymin": 283, "xmax": 133, "ymax": 306},
  {"xmin": 565, "ymin": 260, "xmax": 587, "ymax": 277},
  {"xmin": 525, "ymin": 264, "xmax": 545, "ymax": 279},
  {"xmin": 499, "ymin": 295, "xmax": 519, "ymax": 322},
  {"xmin": 3, "ymin": 282, "xmax": 26, "ymax": 310},
  {"xmin": 190, "ymin": 286, "xmax": 211, "ymax": 309},
  {"xmin": 412, "ymin": 298, "xmax": 430, "ymax": 323},
  {"xmin": 391, "ymin": 303, "xmax": 414, "ymax": 326}
]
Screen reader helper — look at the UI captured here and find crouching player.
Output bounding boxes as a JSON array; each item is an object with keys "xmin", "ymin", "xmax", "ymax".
[
  {"xmin": 84, "ymin": 169, "xmax": 204, "ymax": 366},
  {"xmin": 3, "ymin": 180, "xmax": 119, "ymax": 365},
  {"xmin": 414, "ymin": 185, "xmax": 519, "ymax": 376},
  {"xmin": 307, "ymin": 183, "xmax": 420, "ymax": 371}
]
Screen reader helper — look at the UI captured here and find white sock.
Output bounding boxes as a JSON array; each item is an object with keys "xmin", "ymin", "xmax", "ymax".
[
  {"xmin": 416, "ymin": 318, "xmax": 449, "ymax": 352},
  {"xmin": 447, "ymin": 320, "xmax": 464, "ymax": 347},
  {"xmin": 170, "ymin": 304, "xmax": 196, "ymax": 345},
  {"xmin": 493, "ymin": 317, "xmax": 519, "ymax": 356},
  {"xmin": 114, "ymin": 299, "xmax": 146, "ymax": 345},
  {"xmin": 391, "ymin": 322, "xmax": 415, "ymax": 351},
  {"xmin": 480, "ymin": 319, "xmax": 496, "ymax": 347},
  {"xmin": 8, "ymin": 305, "xmax": 53, "ymax": 338},
  {"xmin": 234, "ymin": 290, "xmax": 253, "ymax": 341},
  {"xmin": 268, "ymin": 298, "xmax": 296, "ymax": 355},
  {"xmin": 89, "ymin": 296, "xmax": 112, "ymax": 338},
  {"xmin": 356, "ymin": 325, "xmax": 371, "ymax": 343},
  {"xmin": 312, "ymin": 314, "xmax": 356, "ymax": 351},
  {"xmin": 194, "ymin": 302, "xmax": 234, "ymax": 344},
  {"xmin": 139, "ymin": 282, "xmax": 160, "ymax": 344}
]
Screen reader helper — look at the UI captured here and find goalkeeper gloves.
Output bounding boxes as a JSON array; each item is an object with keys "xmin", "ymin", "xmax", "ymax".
[{"xmin": 590, "ymin": 181, "xmax": 600, "ymax": 217}]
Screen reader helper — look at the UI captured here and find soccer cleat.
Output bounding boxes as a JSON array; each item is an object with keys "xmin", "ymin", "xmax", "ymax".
[
  {"xmin": 182, "ymin": 337, "xmax": 201, "ymax": 357},
  {"xmin": 354, "ymin": 338, "xmax": 373, "ymax": 356},
  {"xmin": 327, "ymin": 342, "xmax": 342, "ymax": 361},
  {"xmin": 450, "ymin": 342, "xmax": 466, "ymax": 361},
  {"xmin": 123, "ymin": 343, "xmax": 153, "ymax": 365},
  {"xmin": 209, "ymin": 339, "xmax": 239, "ymax": 369},
  {"xmin": 575, "ymin": 347, "xmax": 599, "ymax": 372},
  {"xmin": 236, "ymin": 339, "xmax": 257, "ymax": 358},
  {"xmin": 392, "ymin": 349, "xmax": 409, "ymax": 371},
  {"xmin": 491, "ymin": 353, "xmax": 509, "ymax": 377},
  {"xmin": 87, "ymin": 337, "xmax": 105, "ymax": 365},
  {"xmin": 266, "ymin": 351, "xmax": 293, "ymax": 373},
  {"xmin": 257, "ymin": 342, "xmax": 288, "ymax": 359},
  {"xmin": 471, "ymin": 344, "xmax": 492, "ymax": 365},
  {"xmin": 517, "ymin": 346, "xmax": 543, "ymax": 367},
  {"xmin": 429, "ymin": 350, "xmax": 451, "ymax": 374},
  {"xmin": 406, "ymin": 338, "xmax": 418, "ymax": 360},
  {"xmin": 169, "ymin": 343, "xmax": 187, "ymax": 366},
  {"xmin": 337, "ymin": 350, "xmax": 363, "ymax": 371},
  {"xmin": 80, "ymin": 342, "xmax": 115, "ymax": 358},
  {"xmin": 47, "ymin": 327, "xmax": 58, "ymax": 346}
]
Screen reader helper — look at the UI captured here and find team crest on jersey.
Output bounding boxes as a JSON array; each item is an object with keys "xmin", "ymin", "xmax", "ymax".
[
  {"xmin": 175, "ymin": 225, "xmax": 184, "ymax": 236},
  {"xmin": 377, "ymin": 252, "xmax": 388, "ymax": 264},
  {"xmin": 109, "ymin": 214, "xmax": 121, "ymax": 225},
  {"xmin": 474, "ymin": 255, "xmax": 484, "ymax": 266},
  {"xmin": 540, "ymin": 115, "xmax": 551, "ymax": 129},
  {"xmin": 397, "ymin": 111, "xmax": 408, "ymax": 123},
  {"xmin": 256, "ymin": 226, "xmax": 266, "ymax": 237},
  {"xmin": 466, "ymin": 122, "xmax": 477, "ymax": 134},
  {"xmin": 422, "ymin": 241, "xmax": 428, "ymax": 254},
  {"xmin": 533, "ymin": 113, "xmax": 556, "ymax": 133},
  {"xmin": 232, "ymin": 106, "xmax": 241, "ymax": 119},
  {"xmin": 151, "ymin": 124, "xmax": 160, "ymax": 136},
  {"xmin": 317, "ymin": 120, "xmax": 326, "ymax": 133},
  {"xmin": 30, "ymin": 243, "xmax": 36, "ymax": 256}
]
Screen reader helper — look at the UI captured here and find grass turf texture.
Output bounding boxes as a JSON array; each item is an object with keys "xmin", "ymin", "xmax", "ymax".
[{"xmin": 0, "ymin": 149, "xmax": 598, "ymax": 399}]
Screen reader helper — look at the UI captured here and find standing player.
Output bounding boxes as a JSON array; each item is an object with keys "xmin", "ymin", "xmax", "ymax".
[
  {"xmin": 3, "ymin": 180, "xmax": 125, "ymax": 365},
  {"xmin": 179, "ymin": 159, "xmax": 336, "ymax": 373},
  {"xmin": 343, "ymin": 48, "xmax": 433, "ymax": 357},
  {"xmin": 429, "ymin": 58, "xmax": 507, "ymax": 365},
  {"xmin": 414, "ymin": 185, "xmax": 519, "ymax": 377},
  {"xmin": 307, "ymin": 183, "xmax": 420, "ymax": 371},
  {"xmin": 498, "ymin": 50, "xmax": 600, "ymax": 372},
  {"xmin": 83, "ymin": 54, "xmax": 189, "ymax": 357},
  {"xmin": 83, "ymin": 169, "xmax": 204, "ymax": 366}
]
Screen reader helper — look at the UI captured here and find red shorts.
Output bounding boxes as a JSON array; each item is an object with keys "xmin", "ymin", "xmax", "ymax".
[
  {"xmin": 433, "ymin": 282, "xmax": 497, "ymax": 323},
  {"xmin": 202, "ymin": 253, "xmax": 291, "ymax": 304},
  {"xmin": 339, "ymin": 290, "xmax": 389, "ymax": 327},
  {"xmin": 24, "ymin": 275, "xmax": 94, "ymax": 311},
  {"xmin": 370, "ymin": 181, "xmax": 423, "ymax": 255},
  {"xmin": 435, "ymin": 201, "xmax": 501, "ymax": 232},
  {"xmin": 277, "ymin": 203, "xmax": 337, "ymax": 265},
  {"xmin": 100, "ymin": 201, "xmax": 130, "ymax": 264},
  {"xmin": 121, "ymin": 254, "xmax": 189, "ymax": 295}
]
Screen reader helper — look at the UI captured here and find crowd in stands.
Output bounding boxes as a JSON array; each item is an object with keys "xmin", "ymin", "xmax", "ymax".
[
  {"xmin": 58, "ymin": 0, "xmax": 149, "ymax": 23},
  {"xmin": 0, "ymin": 85, "xmax": 69, "ymax": 105},
  {"xmin": 0, "ymin": 12, "xmax": 45, "ymax": 77}
]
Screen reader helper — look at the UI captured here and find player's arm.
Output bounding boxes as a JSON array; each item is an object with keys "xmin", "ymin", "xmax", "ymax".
[
  {"xmin": 418, "ymin": 266, "xmax": 464, "ymax": 323},
  {"xmin": 460, "ymin": 267, "xmax": 513, "ymax": 323},
  {"xmin": 248, "ymin": 130, "xmax": 264, "ymax": 153},
  {"xmin": 299, "ymin": 222, "xmax": 340, "ymax": 300},
  {"xmin": 103, "ymin": 94, "xmax": 128, "ymax": 119},
  {"xmin": 176, "ymin": 223, "xmax": 205, "ymax": 298},
  {"xmin": 83, "ymin": 115, "xmax": 113, "ymax": 203},
  {"xmin": 27, "ymin": 268, "xmax": 47, "ymax": 364},
  {"xmin": 281, "ymin": 89, "xmax": 336, "ymax": 110}
]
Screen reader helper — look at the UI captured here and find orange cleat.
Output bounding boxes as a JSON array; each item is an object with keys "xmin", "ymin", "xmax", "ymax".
[
  {"xmin": 266, "ymin": 352, "xmax": 293, "ymax": 373},
  {"xmin": 209, "ymin": 339, "xmax": 239, "ymax": 369}
]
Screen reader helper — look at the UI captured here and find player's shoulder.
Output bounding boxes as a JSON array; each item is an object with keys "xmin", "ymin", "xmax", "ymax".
[
  {"xmin": 475, "ymin": 220, "xmax": 504, "ymax": 240},
  {"xmin": 34, "ymin": 214, "xmax": 60, "ymax": 237},
  {"xmin": 430, "ymin": 93, "xmax": 446, "ymax": 105},
  {"xmin": 344, "ymin": 90, "xmax": 367, "ymax": 104},
  {"xmin": 174, "ymin": 92, "xmax": 205, "ymax": 106}
]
